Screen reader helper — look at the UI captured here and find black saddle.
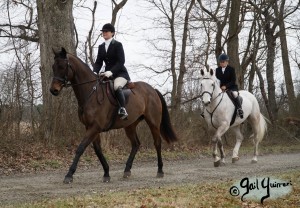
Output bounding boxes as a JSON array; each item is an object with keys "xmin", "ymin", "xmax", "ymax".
[{"xmin": 105, "ymin": 80, "xmax": 133, "ymax": 106}]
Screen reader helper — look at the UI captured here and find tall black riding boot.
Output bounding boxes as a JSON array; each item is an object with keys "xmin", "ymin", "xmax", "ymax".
[
  {"xmin": 234, "ymin": 97, "xmax": 244, "ymax": 119},
  {"xmin": 115, "ymin": 87, "xmax": 128, "ymax": 120}
]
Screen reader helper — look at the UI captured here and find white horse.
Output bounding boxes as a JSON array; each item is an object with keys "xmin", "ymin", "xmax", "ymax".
[{"xmin": 199, "ymin": 69, "xmax": 267, "ymax": 167}]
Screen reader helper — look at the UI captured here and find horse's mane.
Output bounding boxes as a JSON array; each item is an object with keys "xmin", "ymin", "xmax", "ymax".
[{"xmin": 67, "ymin": 53, "xmax": 93, "ymax": 72}]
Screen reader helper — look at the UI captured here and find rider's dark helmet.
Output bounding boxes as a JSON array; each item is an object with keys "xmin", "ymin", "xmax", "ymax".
[
  {"xmin": 218, "ymin": 54, "xmax": 229, "ymax": 61},
  {"xmin": 101, "ymin": 23, "xmax": 115, "ymax": 33}
]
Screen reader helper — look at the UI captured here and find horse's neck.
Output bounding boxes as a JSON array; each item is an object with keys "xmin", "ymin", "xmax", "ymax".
[
  {"xmin": 206, "ymin": 88, "xmax": 224, "ymax": 111},
  {"xmin": 69, "ymin": 56, "xmax": 98, "ymax": 107}
]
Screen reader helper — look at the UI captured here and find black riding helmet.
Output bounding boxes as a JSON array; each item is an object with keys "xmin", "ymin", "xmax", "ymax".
[
  {"xmin": 101, "ymin": 23, "xmax": 115, "ymax": 33},
  {"xmin": 218, "ymin": 54, "xmax": 229, "ymax": 61}
]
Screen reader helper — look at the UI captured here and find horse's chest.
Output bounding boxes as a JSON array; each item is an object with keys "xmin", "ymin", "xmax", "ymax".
[{"xmin": 205, "ymin": 109, "xmax": 231, "ymax": 128}]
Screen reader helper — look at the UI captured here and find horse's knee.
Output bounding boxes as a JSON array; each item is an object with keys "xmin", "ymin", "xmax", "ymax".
[{"xmin": 212, "ymin": 137, "xmax": 218, "ymax": 143}]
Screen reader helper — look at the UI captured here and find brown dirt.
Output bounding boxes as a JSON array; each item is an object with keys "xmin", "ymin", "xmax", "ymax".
[{"xmin": 0, "ymin": 153, "xmax": 299, "ymax": 206}]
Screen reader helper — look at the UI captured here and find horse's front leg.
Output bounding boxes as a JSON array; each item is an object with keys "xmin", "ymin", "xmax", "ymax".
[
  {"xmin": 212, "ymin": 124, "xmax": 229, "ymax": 167},
  {"xmin": 64, "ymin": 127, "xmax": 98, "ymax": 184},
  {"xmin": 212, "ymin": 138, "xmax": 220, "ymax": 167}
]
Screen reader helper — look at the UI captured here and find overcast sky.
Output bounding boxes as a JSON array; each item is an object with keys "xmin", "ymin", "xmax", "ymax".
[
  {"xmin": 74, "ymin": 0, "xmax": 165, "ymax": 85},
  {"xmin": 1, "ymin": 0, "xmax": 299, "ymax": 94}
]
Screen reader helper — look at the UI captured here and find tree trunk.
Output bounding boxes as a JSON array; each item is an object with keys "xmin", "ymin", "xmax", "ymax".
[
  {"xmin": 169, "ymin": 0, "xmax": 178, "ymax": 113},
  {"xmin": 175, "ymin": 0, "xmax": 195, "ymax": 113},
  {"xmin": 37, "ymin": 0, "xmax": 76, "ymax": 141},
  {"xmin": 264, "ymin": 26, "xmax": 278, "ymax": 122},
  {"xmin": 227, "ymin": 0, "xmax": 242, "ymax": 88},
  {"xmin": 277, "ymin": 1, "xmax": 296, "ymax": 116}
]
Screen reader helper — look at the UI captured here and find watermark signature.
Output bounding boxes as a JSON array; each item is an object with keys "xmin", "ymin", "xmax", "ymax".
[{"xmin": 229, "ymin": 177, "xmax": 292, "ymax": 204}]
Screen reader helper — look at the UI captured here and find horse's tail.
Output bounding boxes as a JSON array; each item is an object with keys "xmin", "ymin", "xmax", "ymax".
[
  {"xmin": 155, "ymin": 89, "xmax": 178, "ymax": 143},
  {"xmin": 257, "ymin": 113, "xmax": 268, "ymax": 142}
]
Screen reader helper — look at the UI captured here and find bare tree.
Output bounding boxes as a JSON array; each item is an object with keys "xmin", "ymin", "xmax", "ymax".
[
  {"xmin": 197, "ymin": 0, "xmax": 230, "ymax": 61},
  {"xmin": 249, "ymin": 0, "xmax": 300, "ymax": 121},
  {"xmin": 275, "ymin": 0, "xmax": 299, "ymax": 116},
  {"xmin": 36, "ymin": 0, "xmax": 77, "ymax": 140},
  {"xmin": 142, "ymin": 0, "xmax": 196, "ymax": 114},
  {"xmin": 111, "ymin": 0, "xmax": 128, "ymax": 26},
  {"xmin": 227, "ymin": 0, "xmax": 242, "ymax": 87}
]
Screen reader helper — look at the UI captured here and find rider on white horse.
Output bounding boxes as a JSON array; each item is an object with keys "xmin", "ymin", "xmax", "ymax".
[{"xmin": 215, "ymin": 54, "xmax": 244, "ymax": 119}]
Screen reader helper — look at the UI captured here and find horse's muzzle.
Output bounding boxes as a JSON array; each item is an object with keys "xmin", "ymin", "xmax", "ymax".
[
  {"xmin": 50, "ymin": 80, "xmax": 63, "ymax": 96},
  {"xmin": 50, "ymin": 88, "xmax": 60, "ymax": 96}
]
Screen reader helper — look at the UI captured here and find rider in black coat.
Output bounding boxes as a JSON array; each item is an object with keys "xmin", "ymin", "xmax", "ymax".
[
  {"xmin": 93, "ymin": 23, "xmax": 130, "ymax": 120},
  {"xmin": 215, "ymin": 54, "xmax": 244, "ymax": 119}
]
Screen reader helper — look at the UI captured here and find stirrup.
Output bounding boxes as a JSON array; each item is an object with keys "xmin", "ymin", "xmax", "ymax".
[
  {"xmin": 118, "ymin": 107, "xmax": 128, "ymax": 120},
  {"xmin": 237, "ymin": 108, "xmax": 244, "ymax": 119}
]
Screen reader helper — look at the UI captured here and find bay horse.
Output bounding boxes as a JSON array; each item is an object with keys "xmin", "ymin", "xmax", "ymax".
[
  {"xmin": 50, "ymin": 47, "xmax": 177, "ymax": 183},
  {"xmin": 199, "ymin": 69, "xmax": 267, "ymax": 167}
]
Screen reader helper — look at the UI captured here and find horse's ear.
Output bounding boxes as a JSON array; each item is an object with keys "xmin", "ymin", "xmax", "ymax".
[
  {"xmin": 200, "ymin": 69, "xmax": 204, "ymax": 76},
  {"xmin": 60, "ymin": 47, "xmax": 67, "ymax": 58},
  {"xmin": 210, "ymin": 68, "xmax": 214, "ymax": 76}
]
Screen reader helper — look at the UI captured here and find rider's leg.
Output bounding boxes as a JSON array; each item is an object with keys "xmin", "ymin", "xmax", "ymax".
[
  {"xmin": 232, "ymin": 91, "xmax": 244, "ymax": 119},
  {"xmin": 114, "ymin": 77, "xmax": 128, "ymax": 120}
]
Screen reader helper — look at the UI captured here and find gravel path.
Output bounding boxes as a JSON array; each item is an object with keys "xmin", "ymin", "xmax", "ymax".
[{"xmin": 0, "ymin": 153, "xmax": 299, "ymax": 205}]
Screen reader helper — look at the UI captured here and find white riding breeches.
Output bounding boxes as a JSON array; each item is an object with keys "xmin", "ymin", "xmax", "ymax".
[
  {"xmin": 114, "ymin": 77, "xmax": 128, "ymax": 90},
  {"xmin": 232, "ymin": 91, "xmax": 238, "ymax": 98}
]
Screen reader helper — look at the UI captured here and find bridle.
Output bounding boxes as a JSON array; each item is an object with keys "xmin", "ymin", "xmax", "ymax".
[
  {"xmin": 200, "ymin": 77, "xmax": 224, "ymax": 129},
  {"xmin": 52, "ymin": 57, "xmax": 99, "ymax": 87},
  {"xmin": 200, "ymin": 78, "xmax": 216, "ymax": 99},
  {"xmin": 52, "ymin": 58, "xmax": 73, "ymax": 87}
]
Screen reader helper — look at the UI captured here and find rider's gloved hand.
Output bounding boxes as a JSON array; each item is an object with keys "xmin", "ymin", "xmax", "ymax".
[{"xmin": 100, "ymin": 71, "xmax": 113, "ymax": 78}]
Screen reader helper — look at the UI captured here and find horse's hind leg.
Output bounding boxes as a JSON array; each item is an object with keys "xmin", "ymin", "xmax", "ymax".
[
  {"xmin": 249, "ymin": 113, "xmax": 261, "ymax": 163},
  {"xmin": 152, "ymin": 127, "xmax": 164, "ymax": 177},
  {"xmin": 250, "ymin": 131, "xmax": 260, "ymax": 163},
  {"xmin": 92, "ymin": 134, "xmax": 110, "ymax": 182},
  {"xmin": 145, "ymin": 119, "xmax": 164, "ymax": 177},
  {"xmin": 123, "ymin": 121, "xmax": 141, "ymax": 178},
  {"xmin": 231, "ymin": 125, "xmax": 244, "ymax": 163}
]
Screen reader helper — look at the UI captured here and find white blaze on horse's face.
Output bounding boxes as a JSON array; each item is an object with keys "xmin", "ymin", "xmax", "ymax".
[{"xmin": 201, "ymin": 78, "xmax": 216, "ymax": 106}]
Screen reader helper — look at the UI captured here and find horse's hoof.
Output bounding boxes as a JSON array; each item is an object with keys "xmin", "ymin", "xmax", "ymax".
[
  {"xmin": 232, "ymin": 157, "xmax": 239, "ymax": 163},
  {"xmin": 123, "ymin": 171, "xmax": 131, "ymax": 178},
  {"xmin": 220, "ymin": 162, "xmax": 226, "ymax": 166},
  {"xmin": 63, "ymin": 176, "xmax": 73, "ymax": 184},
  {"xmin": 251, "ymin": 159, "xmax": 258, "ymax": 164},
  {"xmin": 103, "ymin": 176, "xmax": 111, "ymax": 183},
  {"xmin": 214, "ymin": 160, "xmax": 221, "ymax": 167},
  {"xmin": 156, "ymin": 172, "xmax": 164, "ymax": 178}
]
